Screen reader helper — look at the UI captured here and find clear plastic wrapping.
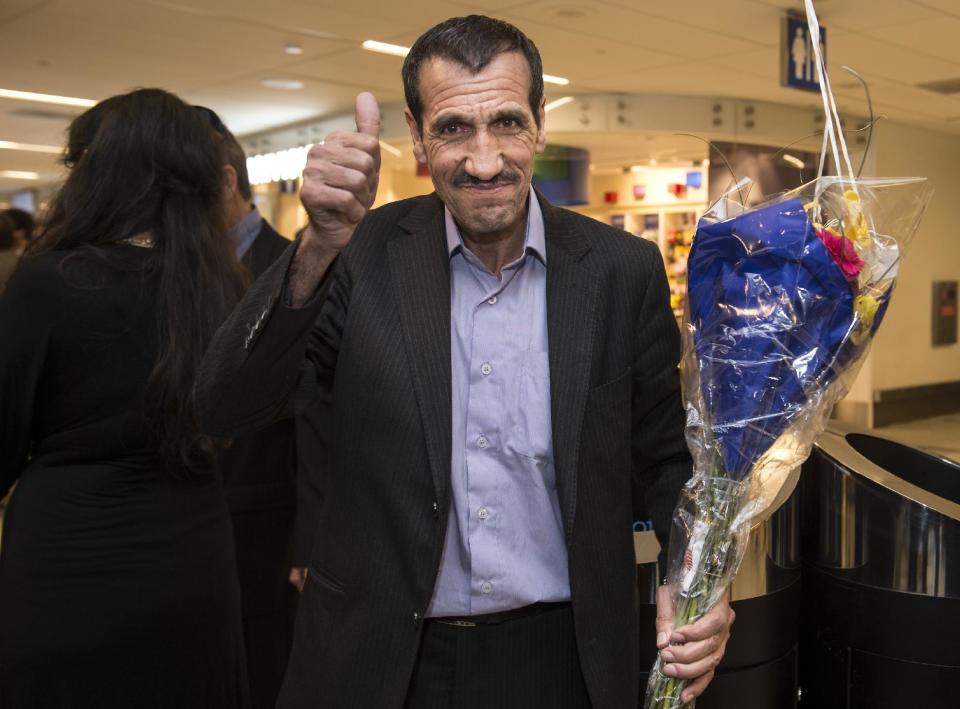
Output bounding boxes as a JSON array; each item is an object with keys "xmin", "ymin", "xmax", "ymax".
[
  {"xmin": 643, "ymin": 1, "xmax": 933, "ymax": 705},
  {"xmin": 643, "ymin": 174, "xmax": 932, "ymax": 709}
]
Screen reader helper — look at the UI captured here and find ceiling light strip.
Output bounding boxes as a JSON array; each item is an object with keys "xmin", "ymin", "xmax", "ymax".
[
  {"xmin": 0, "ymin": 88, "xmax": 96, "ymax": 108},
  {"xmin": 782, "ymin": 154, "xmax": 806, "ymax": 169},
  {"xmin": 0, "ymin": 170, "xmax": 40, "ymax": 180},
  {"xmin": 0, "ymin": 140, "xmax": 62, "ymax": 154},
  {"xmin": 379, "ymin": 140, "xmax": 402, "ymax": 157},
  {"xmin": 361, "ymin": 40, "xmax": 411, "ymax": 58},
  {"xmin": 544, "ymin": 96, "xmax": 574, "ymax": 113}
]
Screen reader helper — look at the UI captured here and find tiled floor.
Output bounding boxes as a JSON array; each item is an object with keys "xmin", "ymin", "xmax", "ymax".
[{"xmin": 874, "ymin": 412, "xmax": 960, "ymax": 465}]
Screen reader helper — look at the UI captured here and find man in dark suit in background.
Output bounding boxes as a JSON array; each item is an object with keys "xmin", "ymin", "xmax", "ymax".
[
  {"xmin": 196, "ymin": 16, "xmax": 734, "ymax": 709},
  {"xmin": 199, "ymin": 108, "xmax": 304, "ymax": 709}
]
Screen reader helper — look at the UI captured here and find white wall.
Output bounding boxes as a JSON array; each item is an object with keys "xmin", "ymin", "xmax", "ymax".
[{"xmin": 870, "ymin": 122, "xmax": 960, "ymax": 392}]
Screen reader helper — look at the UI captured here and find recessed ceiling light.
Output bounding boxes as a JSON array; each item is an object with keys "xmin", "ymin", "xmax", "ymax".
[
  {"xmin": 0, "ymin": 170, "xmax": 40, "ymax": 180},
  {"xmin": 542, "ymin": 74, "xmax": 569, "ymax": 86},
  {"xmin": 261, "ymin": 78, "xmax": 305, "ymax": 91},
  {"xmin": 0, "ymin": 140, "xmax": 61, "ymax": 154},
  {"xmin": 649, "ymin": 158, "xmax": 658, "ymax": 166},
  {"xmin": 0, "ymin": 88, "xmax": 96, "ymax": 108},
  {"xmin": 285, "ymin": 43, "xmax": 303, "ymax": 55},
  {"xmin": 544, "ymin": 96, "xmax": 574, "ymax": 112}
]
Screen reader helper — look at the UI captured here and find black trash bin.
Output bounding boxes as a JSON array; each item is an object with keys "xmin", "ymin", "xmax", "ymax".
[{"xmin": 799, "ymin": 425, "xmax": 960, "ymax": 708}]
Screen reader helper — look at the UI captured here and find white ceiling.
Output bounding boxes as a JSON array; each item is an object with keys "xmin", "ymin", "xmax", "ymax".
[{"xmin": 2, "ymin": 0, "xmax": 960, "ymax": 193}]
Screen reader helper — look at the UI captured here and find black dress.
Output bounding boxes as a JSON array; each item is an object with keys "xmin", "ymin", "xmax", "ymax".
[{"xmin": 0, "ymin": 246, "xmax": 249, "ymax": 708}]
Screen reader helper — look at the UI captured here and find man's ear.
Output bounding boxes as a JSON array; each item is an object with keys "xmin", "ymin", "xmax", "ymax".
[
  {"xmin": 224, "ymin": 165, "xmax": 239, "ymax": 194},
  {"xmin": 404, "ymin": 108, "xmax": 427, "ymax": 164},
  {"xmin": 536, "ymin": 97, "xmax": 547, "ymax": 154}
]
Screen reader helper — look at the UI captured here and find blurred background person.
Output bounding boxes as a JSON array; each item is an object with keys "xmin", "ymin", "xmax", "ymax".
[
  {"xmin": 0, "ymin": 88, "xmax": 250, "ymax": 708},
  {"xmin": 196, "ymin": 105, "xmax": 301, "ymax": 709},
  {"xmin": 0, "ymin": 212, "xmax": 16, "ymax": 286},
  {"xmin": 1, "ymin": 209, "xmax": 35, "ymax": 255}
]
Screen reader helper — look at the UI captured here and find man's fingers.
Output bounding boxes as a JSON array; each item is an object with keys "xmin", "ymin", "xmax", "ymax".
[
  {"xmin": 288, "ymin": 567, "xmax": 307, "ymax": 592},
  {"xmin": 355, "ymin": 92, "xmax": 381, "ymax": 138},
  {"xmin": 661, "ymin": 650, "xmax": 721, "ymax": 681},
  {"xmin": 305, "ymin": 162, "xmax": 375, "ymax": 205},
  {"xmin": 671, "ymin": 601, "xmax": 734, "ymax": 643},
  {"xmin": 301, "ymin": 183, "xmax": 367, "ymax": 224},
  {"xmin": 680, "ymin": 670, "xmax": 715, "ymax": 704},
  {"xmin": 309, "ymin": 137, "xmax": 379, "ymax": 172},
  {"xmin": 654, "ymin": 585, "xmax": 675, "ymax": 648},
  {"xmin": 660, "ymin": 634, "xmax": 722, "ymax": 665}
]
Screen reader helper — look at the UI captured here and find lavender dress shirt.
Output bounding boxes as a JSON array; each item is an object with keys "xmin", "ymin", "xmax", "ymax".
[
  {"xmin": 230, "ymin": 204, "xmax": 262, "ymax": 259},
  {"xmin": 427, "ymin": 191, "xmax": 571, "ymax": 617}
]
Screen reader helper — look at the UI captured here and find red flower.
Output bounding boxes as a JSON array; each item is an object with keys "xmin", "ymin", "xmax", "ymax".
[{"xmin": 816, "ymin": 227, "xmax": 864, "ymax": 280}]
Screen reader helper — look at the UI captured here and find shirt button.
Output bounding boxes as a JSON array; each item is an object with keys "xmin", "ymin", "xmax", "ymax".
[
  {"xmin": 487, "ymin": 296, "xmax": 497, "ymax": 305},
  {"xmin": 480, "ymin": 581, "xmax": 493, "ymax": 595},
  {"xmin": 432, "ymin": 501, "xmax": 440, "ymax": 518},
  {"xmin": 480, "ymin": 363, "xmax": 492, "ymax": 376},
  {"xmin": 413, "ymin": 611, "xmax": 421, "ymax": 627},
  {"xmin": 477, "ymin": 435, "xmax": 488, "ymax": 449},
  {"xmin": 478, "ymin": 507, "xmax": 489, "ymax": 520}
]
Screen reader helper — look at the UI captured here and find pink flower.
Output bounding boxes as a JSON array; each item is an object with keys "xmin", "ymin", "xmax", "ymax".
[{"xmin": 816, "ymin": 227, "xmax": 864, "ymax": 280}]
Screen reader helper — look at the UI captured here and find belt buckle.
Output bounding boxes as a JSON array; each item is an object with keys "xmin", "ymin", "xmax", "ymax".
[{"xmin": 439, "ymin": 618, "xmax": 477, "ymax": 628}]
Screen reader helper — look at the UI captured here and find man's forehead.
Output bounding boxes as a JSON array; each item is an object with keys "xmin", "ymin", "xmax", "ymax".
[
  {"xmin": 420, "ymin": 57, "xmax": 531, "ymax": 114},
  {"xmin": 419, "ymin": 53, "xmax": 530, "ymax": 96}
]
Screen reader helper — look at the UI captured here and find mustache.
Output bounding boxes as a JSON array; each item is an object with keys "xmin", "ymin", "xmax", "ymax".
[{"xmin": 452, "ymin": 168, "xmax": 522, "ymax": 187}]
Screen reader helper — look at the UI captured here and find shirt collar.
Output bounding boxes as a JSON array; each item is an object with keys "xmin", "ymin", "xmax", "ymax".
[
  {"xmin": 444, "ymin": 189, "xmax": 546, "ymax": 266},
  {"xmin": 230, "ymin": 204, "xmax": 262, "ymax": 259}
]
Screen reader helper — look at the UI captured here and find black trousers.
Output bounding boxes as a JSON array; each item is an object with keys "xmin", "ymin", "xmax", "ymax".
[{"xmin": 404, "ymin": 605, "xmax": 592, "ymax": 709}]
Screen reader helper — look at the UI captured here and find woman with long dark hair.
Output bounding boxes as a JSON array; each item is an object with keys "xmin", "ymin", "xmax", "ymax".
[{"xmin": 0, "ymin": 88, "xmax": 250, "ymax": 707}]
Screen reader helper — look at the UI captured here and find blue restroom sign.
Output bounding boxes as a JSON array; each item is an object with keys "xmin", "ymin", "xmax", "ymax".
[{"xmin": 781, "ymin": 14, "xmax": 827, "ymax": 93}]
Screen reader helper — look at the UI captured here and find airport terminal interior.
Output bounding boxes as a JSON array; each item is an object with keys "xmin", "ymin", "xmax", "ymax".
[{"xmin": 0, "ymin": 1, "xmax": 958, "ymax": 708}]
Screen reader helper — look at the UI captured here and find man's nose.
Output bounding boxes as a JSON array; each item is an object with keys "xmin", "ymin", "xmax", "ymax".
[{"xmin": 463, "ymin": 129, "xmax": 504, "ymax": 181}]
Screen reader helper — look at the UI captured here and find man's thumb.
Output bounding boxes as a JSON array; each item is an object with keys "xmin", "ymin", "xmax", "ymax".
[{"xmin": 355, "ymin": 92, "xmax": 381, "ymax": 138}]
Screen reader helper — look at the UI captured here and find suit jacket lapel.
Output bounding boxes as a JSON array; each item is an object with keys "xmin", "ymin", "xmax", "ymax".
[
  {"xmin": 541, "ymin": 193, "xmax": 599, "ymax": 539},
  {"xmin": 388, "ymin": 195, "xmax": 453, "ymax": 508}
]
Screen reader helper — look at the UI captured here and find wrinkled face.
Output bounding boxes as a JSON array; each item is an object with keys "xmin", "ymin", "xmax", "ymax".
[{"xmin": 406, "ymin": 51, "xmax": 546, "ymax": 241}]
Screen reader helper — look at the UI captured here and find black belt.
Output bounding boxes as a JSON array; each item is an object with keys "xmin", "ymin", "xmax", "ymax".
[{"xmin": 431, "ymin": 601, "xmax": 570, "ymax": 627}]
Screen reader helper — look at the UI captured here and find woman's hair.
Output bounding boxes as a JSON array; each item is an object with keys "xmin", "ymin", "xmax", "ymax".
[{"xmin": 26, "ymin": 88, "xmax": 246, "ymax": 473}]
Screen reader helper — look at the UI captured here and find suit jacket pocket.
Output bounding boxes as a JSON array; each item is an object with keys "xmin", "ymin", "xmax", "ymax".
[
  {"xmin": 583, "ymin": 367, "xmax": 633, "ymax": 478},
  {"xmin": 307, "ymin": 564, "xmax": 347, "ymax": 594},
  {"xmin": 588, "ymin": 366, "xmax": 632, "ymax": 402}
]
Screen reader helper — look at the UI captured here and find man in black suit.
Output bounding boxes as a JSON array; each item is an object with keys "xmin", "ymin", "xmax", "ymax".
[
  {"xmin": 196, "ymin": 16, "xmax": 733, "ymax": 709},
  {"xmin": 200, "ymin": 108, "xmax": 305, "ymax": 709}
]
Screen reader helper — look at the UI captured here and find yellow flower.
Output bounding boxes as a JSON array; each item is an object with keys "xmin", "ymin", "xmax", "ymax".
[
  {"xmin": 851, "ymin": 293, "xmax": 880, "ymax": 345},
  {"xmin": 843, "ymin": 190, "xmax": 870, "ymax": 246}
]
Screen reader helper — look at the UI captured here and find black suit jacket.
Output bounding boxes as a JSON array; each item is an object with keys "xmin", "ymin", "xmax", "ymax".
[
  {"xmin": 220, "ymin": 219, "xmax": 305, "ymax": 709},
  {"xmin": 221, "ymin": 219, "xmax": 298, "ymax": 610},
  {"xmin": 196, "ymin": 192, "xmax": 692, "ymax": 709}
]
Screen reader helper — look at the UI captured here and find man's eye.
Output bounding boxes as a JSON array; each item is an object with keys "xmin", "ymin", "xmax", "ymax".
[
  {"xmin": 442, "ymin": 123, "xmax": 464, "ymax": 135},
  {"xmin": 497, "ymin": 118, "xmax": 520, "ymax": 129}
]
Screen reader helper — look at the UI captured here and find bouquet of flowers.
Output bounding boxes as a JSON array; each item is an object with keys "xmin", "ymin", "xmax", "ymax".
[{"xmin": 643, "ymin": 2, "xmax": 932, "ymax": 708}]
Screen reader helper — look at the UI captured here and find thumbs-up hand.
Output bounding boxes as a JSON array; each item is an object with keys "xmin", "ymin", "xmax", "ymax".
[{"xmin": 299, "ymin": 92, "xmax": 381, "ymax": 253}]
